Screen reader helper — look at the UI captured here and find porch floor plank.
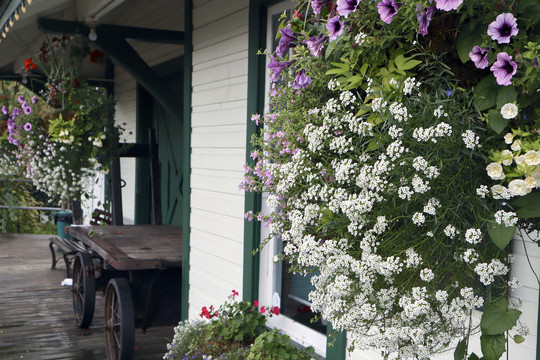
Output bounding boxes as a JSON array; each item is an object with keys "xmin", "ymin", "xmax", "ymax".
[{"xmin": 0, "ymin": 233, "xmax": 174, "ymax": 360}]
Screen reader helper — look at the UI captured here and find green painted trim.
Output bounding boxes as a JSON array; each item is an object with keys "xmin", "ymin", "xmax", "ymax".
[
  {"xmin": 242, "ymin": 0, "xmax": 270, "ymax": 303},
  {"xmin": 181, "ymin": 0, "xmax": 193, "ymax": 321},
  {"xmin": 327, "ymin": 325, "xmax": 347, "ymax": 360}
]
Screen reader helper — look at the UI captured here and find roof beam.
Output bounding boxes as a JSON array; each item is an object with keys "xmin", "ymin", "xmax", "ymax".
[{"xmin": 37, "ymin": 18, "xmax": 184, "ymax": 44}]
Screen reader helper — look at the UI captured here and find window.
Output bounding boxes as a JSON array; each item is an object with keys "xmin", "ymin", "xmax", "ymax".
[{"xmin": 258, "ymin": 1, "xmax": 327, "ymax": 356}]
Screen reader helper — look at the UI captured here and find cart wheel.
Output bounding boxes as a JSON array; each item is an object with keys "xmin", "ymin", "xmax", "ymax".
[
  {"xmin": 104, "ymin": 278, "xmax": 135, "ymax": 360},
  {"xmin": 72, "ymin": 251, "xmax": 95, "ymax": 328}
]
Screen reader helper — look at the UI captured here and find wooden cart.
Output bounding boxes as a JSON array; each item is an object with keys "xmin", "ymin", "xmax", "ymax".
[{"xmin": 65, "ymin": 224, "xmax": 182, "ymax": 360}]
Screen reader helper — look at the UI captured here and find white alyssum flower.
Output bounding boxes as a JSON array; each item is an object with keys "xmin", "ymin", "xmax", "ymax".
[
  {"xmin": 433, "ymin": 105, "xmax": 448, "ymax": 118},
  {"xmin": 465, "ymin": 228, "xmax": 482, "ymax": 244},
  {"xmin": 463, "ymin": 249, "xmax": 479, "ymax": 263},
  {"xmin": 444, "ymin": 224, "xmax": 458, "ymax": 238},
  {"xmin": 494, "ymin": 210, "xmax": 518, "ymax": 227},
  {"xmin": 524, "ymin": 176, "xmax": 537, "ymax": 189},
  {"xmin": 486, "ymin": 162, "xmax": 505, "ymax": 180},
  {"xmin": 402, "ymin": 77, "xmax": 421, "ymax": 95},
  {"xmin": 420, "ymin": 268, "xmax": 434, "ymax": 282},
  {"xmin": 412, "ymin": 212, "xmax": 426, "ymax": 226},
  {"xmin": 462, "ymin": 130, "xmax": 480, "ymax": 149},
  {"xmin": 476, "ymin": 185, "xmax": 489, "ymax": 198},
  {"xmin": 500, "ymin": 103, "xmax": 518, "ymax": 119},
  {"xmin": 475, "ymin": 259, "xmax": 509, "ymax": 285}
]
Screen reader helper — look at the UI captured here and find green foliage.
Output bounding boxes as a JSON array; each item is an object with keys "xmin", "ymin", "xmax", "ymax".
[
  {"xmin": 164, "ymin": 295, "xmax": 314, "ymax": 360},
  {"xmin": 247, "ymin": 329, "xmax": 314, "ymax": 360}
]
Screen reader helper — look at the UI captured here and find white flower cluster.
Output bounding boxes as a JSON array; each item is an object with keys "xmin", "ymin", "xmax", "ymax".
[
  {"xmin": 494, "ymin": 210, "xmax": 518, "ymax": 227},
  {"xmin": 462, "ymin": 130, "xmax": 480, "ymax": 150},
  {"xmin": 474, "ymin": 259, "xmax": 508, "ymax": 285},
  {"xmin": 412, "ymin": 122, "xmax": 453, "ymax": 143},
  {"xmin": 402, "ymin": 77, "xmax": 421, "ymax": 96}
]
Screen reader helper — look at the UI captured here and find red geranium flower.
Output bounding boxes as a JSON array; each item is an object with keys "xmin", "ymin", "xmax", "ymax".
[
  {"xmin": 271, "ymin": 306, "xmax": 280, "ymax": 315},
  {"xmin": 88, "ymin": 49, "xmax": 105, "ymax": 63},
  {"xmin": 24, "ymin": 58, "xmax": 37, "ymax": 71}
]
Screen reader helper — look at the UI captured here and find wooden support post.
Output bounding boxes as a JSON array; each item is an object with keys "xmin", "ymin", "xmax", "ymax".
[
  {"xmin": 72, "ymin": 199, "xmax": 83, "ymax": 225},
  {"xmin": 149, "ymin": 129, "xmax": 162, "ymax": 225},
  {"xmin": 110, "ymin": 149, "xmax": 123, "ymax": 226}
]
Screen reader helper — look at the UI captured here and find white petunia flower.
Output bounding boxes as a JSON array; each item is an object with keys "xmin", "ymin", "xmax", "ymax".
[
  {"xmin": 504, "ymin": 132, "xmax": 514, "ymax": 144},
  {"xmin": 523, "ymin": 150, "xmax": 540, "ymax": 166},
  {"xmin": 486, "ymin": 162, "xmax": 505, "ymax": 180},
  {"xmin": 508, "ymin": 179, "xmax": 530, "ymax": 196},
  {"xmin": 511, "ymin": 139, "xmax": 522, "ymax": 151},
  {"xmin": 500, "ymin": 103, "xmax": 518, "ymax": 119}
]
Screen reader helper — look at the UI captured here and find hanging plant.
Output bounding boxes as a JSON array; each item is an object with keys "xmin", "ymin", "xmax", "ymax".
[{"xmin": 242, "ymin": 0, "xmax": 539, "ymax": 359}]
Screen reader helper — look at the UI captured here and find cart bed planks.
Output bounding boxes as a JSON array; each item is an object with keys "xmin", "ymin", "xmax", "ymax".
[{"xmin": 66, "ymin": 225, "xmax": 182, "ymax": 271}]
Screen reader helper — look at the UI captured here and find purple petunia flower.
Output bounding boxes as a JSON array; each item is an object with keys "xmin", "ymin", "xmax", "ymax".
[
  {"xmin": 487, "ymin": 13, "xmax": 518, "ymax": 44},
  {"xmin": 267, "ymin": 55, "xmax": 293, "ymax": 82},
  {"xmin": 292, "ymin": 70, "xmax": 312, "ymax": 90},
  {"xmin": 416, "ymin": 5, "xmax": 436, "ymax": 36},
  {"xmin": 31, "ymin": 95, "xmax": 37, "ymax": 104},
  {"xmin": 469, "ymin": 46, "xmax": 490, "ymax": 69},
  {"xmin": 433, "ymin": 0, "xmax": 462, "ymax": 11},
  {"xmin": 377, "ymin": 0, "xmax": 401, "ymax": 24},
  {"xmin": 7, "ymin": 119, "xmax": 15, "ymax": 131},
  {"xmin": 336, "ymin": 0, "xmax": 360, "ymax": 18},
  {"xmin": 23, "ymin": 122, "xmax": 32, "ymax": 131},
  {"xmin": 1, "ymin": 106, "xmax": 7, "ymax": 115},
  {"xmin": 17, "ymin": 95, "xmax": 24, "ymax": 104},
  {"xmin": 303, "ymin": 34, "xmax": 328, "ymax": 57},
  {"xmin": 490, "ymin": 52, "xmax": 518, "ymax": 86},
  {"xmin": 311, "ymin": 0, "xmax": 331, "ymax": 14},
  {"xmin": 12, "ymin": 108, "xmax": 21, "ymax": 117},
  {"xmin": 326, "ymin": 15, "xmax": 344, "ymax": 42},
  {"xmin": 276, "ymin": 24, "xmax": 297, "ymax": 58},
  {"xmin": 23, "ymin": 106, "xmax": 31, "ymax": 115}
]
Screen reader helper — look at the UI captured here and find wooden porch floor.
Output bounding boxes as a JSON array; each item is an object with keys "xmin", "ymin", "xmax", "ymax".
[{"xmin": 0, "ymin": 233, "xmax": 174, "ymax": 360}]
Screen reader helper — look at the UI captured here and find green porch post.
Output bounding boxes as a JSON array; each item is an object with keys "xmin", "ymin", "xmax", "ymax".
[{"xmin": 181, "ymin": 0, "xmax": 193, "ymax": 321}]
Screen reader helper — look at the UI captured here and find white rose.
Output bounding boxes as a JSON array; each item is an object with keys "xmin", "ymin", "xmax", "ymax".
[
  {"xmin": 508, "ymin": 179, "xmax": 530, "ymax": 196},
  {"xmin": 486, "ymin": 163, "xmax": 505, "ymax": 180},
  {"xmin": 501, "ymin": 149, "xmax": 513, "ymax": 166},
  {"xmin": 504, "ymin": 133, "xmax": 514, "ymax": 144},
  {"xmin": 501, "ymin": 103, "xmax": 518, "ymax": 119},
  {"xmin": 523, "ymin": 150, "xmax": 540, "ymax": 166},
  {"xmin": 524, "ymin": 176, "xmax": 537, "ymax": 189},
  {"xmin": 511, "ymin": 139, "xmax": 522, "ymax": 151}
]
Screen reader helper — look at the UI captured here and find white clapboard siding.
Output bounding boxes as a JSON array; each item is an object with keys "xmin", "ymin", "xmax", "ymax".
[
  {"xmin": 189, "ymin": 0, "xmax": 249, "ymax": 319},
  {"xmin": 106, "ymin": 1, "xmax": 183, "ymax": 223},
  {"xmin": 508, "ymin": 230, "xmax": 540, "ymax": 358}
]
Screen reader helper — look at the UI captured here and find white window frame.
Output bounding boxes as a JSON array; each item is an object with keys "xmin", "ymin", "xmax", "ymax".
[{"xmin": 258, "ymin": 1, "xmax": 327, "ymax": 357}]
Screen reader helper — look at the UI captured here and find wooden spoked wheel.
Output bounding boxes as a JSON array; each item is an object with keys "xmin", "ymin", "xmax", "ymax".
[
  {"xmin": 104, "ymin": 278, "xmax": 135, "ymax": 360},
  {"xmin": 72, "ymin": 251, "xmax": 96, "ymax": 328}
]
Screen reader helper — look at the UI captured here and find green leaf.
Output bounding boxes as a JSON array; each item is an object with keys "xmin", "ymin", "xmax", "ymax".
[
  {"xmin": 457, "ymin": 23, "xmax": 484, "ymax": 63},
  {"xmin": 487, "ymin": 222, "xmax": 515, "ymax": 250},
  {"xmin": 487, "ymin": 109, "xmax": 509, "ymax": 134},
  {"xmin": 366, "ymin": 139, "xmax": 379, "ymax": 152},
  {"xmin": 394, "ymin": 54, "xmax": 422, "ymax": 71},
  {"xmin": 516, "ymin": 0, "xmax": 540, "ymax": 26},
  {"xmin": 474, "ymin": 76, "xmax": 498, "ymax": 111},
  {"xmin": 481, "ymin": 298, "xmax": 522, "ymax": 335},
  {"xmin": 512, "ymin": 191, "xmax": 540, "ymax": 219},
  {"xmin": 468, "ymin": 353, "xmax": 481, "ymax": 360},
  {"xmin": 480, "ymin": 334, "xmax": 506, "ymax": 360},
  {"xmin": 454, "ymin": 338, "xmax": 467, "ymax": 360},
  {"xmin": 514, "ymin": 335, "xmax": 525, "ymax": 344},
  {"xmin": 496, "ymin": 86, "xmax": 518, "ymax": 109}
]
